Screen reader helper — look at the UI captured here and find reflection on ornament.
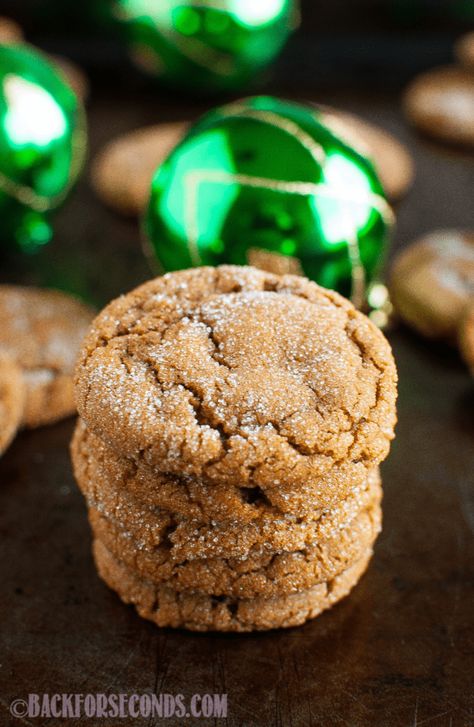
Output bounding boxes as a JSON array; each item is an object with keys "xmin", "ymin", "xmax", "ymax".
[
  {"xmin": 112, "ymin": 0, "xmax": 298, "ymax": 93},
  {"xmin": 4, "ymin": 75, "xmax": 67, "ymax": 146},
  {"xmin": 0, "ymin": 44, "xmax": 86, "ymax": 251},
  {"xmin": 145, "ymin": 96, "xmax": 394, "ymax": 306},
  {"xmin": 367, "ymin": 282, "xmax": 393, "ymax": 329},
  {"xmin": 230, "ymin": 0, "xmax": 288, "ymax": 27}
]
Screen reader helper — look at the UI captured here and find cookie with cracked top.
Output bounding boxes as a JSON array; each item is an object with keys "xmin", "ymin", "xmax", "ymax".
[
  {"xmin": 75, "ymin": 266, "xmax": 397, "ymax": 514},
  {"xmin": 72, "ymin": 417, "xmax": 380, "ymax": 536},
  {"xmin": 0, "ymin": 353, "xmax": 24, "ymax": 456},
  {"xmin": 72, "ymin": 419, "xmax": 381, "ymax": 559},
  {"xmin": 0, "ymin": 286, "xmax": 95, "ymax": 428},
  {"xmin": 88, "ymin": 491, "xmax": 381, "ymax": 598},
  {"xmin": 93, "ymin": 539, "xmax": 373, "ymax": 632}
]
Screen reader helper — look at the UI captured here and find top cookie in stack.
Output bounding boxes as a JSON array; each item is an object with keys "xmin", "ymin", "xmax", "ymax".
[{"xmin": 72, "ymin": 265, "xmax": 397, "ymax": 631}]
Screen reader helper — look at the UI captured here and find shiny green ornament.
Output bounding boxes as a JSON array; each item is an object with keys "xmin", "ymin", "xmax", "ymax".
[
  {"xmin": 0, "ymin": 44, "xmax": 86, "ymax": 252},
  {"xmin": 112, "ymin": 0, "xmax": 298, "ymax": 94},
  {"xmin": 145, "ymin": 96, "xmax": 393, "ymax": 305}
]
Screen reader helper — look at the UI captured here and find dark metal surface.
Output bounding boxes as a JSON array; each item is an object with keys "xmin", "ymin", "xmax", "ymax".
[{"xmin": 0, "ymin": 85, "xmax": 473, "ymax": 727}]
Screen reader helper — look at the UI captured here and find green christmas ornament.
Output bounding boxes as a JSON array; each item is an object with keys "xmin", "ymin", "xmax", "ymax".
[
  {"xmin": 0, "ymin": 43, "xmax": 86, "ymax": 252},
  {"xmin": 144, "ymin": 96, "xmax": 394, "ymax": 305},
  {"xmin": 112, "ymin": 0, "xmax": 298, "ymax": 94}
]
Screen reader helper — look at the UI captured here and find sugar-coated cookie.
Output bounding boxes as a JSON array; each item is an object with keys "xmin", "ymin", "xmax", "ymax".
[
  {"xmin": 404, "ymin": 66, "xmax": 474, "ymax": 147},
  {"xmin": 91, "ymin": 123, "xmax": 187, "ymax": 216},
  {"xmin": 390, "ymin": 231, "xmax": 474, "ymax": 340},
  {"xmin": 0, "ymin": 353, "xmax": 24, "ymax": 456},
  {"xmin": 73, "ymin": 265, "xmax": 393, "ymax": 631},
  {"xmin": 0, "ymin": 286, "xmax": 95, "ymax": 428},
  {"xmin": 93, "ymin": 539, "xmax": 372, "ymax": 632},
  {"xmin": 75, "ymin": 266, "xmax": 397, "ymax": 514},
  {"xmin": 88, "ymin": 493, "xmax": 381, "ymax": 598},
  {"xmin": 72, "ymin": 417, "xmax": 380, "ymax": 535},
  {"xmin": 72, "ymin": 421, "xmax": 381, "ymax": 559}
]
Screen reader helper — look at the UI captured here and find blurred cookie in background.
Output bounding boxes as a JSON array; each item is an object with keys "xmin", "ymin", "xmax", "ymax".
[
  {"xmin": 404, "ymin": 66, "xmax": 474, "ymax": 147},
  {"xmin": 319, "ymin": 107, "xmax": 415, "ymax": 201},
  {"xmin": 0, "ymin": 286, "xmax": 95, "ymax": 429},
  {"xmin": 390, "ymin": 230, "xmax": 474, "ymax": 341},
  {"xmin": 455, "ymin": 32, "xmax": 474, "ymax": 72},
  {"xmin": 459, "ymin": 303, "xmax": 474, "ymax": 376},
  {"xmin": 91, "ymin": 122, "xmax": 187, "ymax": 216},
  {"xmin": 0, "ymin": 16, "xmax": 23, "ymax": 43},
  {"xmin": 0, "ymin": 353, "xmax": 24, "ymax": 457}
]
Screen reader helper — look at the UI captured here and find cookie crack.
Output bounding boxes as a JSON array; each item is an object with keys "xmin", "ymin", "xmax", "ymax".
[{"xmin": 194, "ymin": 313, "xmax": 233, "ymax": 371}]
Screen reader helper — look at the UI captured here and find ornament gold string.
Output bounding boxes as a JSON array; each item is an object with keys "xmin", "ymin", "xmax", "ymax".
[
  {"xmin": 213, "ymin": 106, "xmax": 395, "ymax": 224},
  {"xmin": 222, "ymin": 105, "xmax": 394, "ymax": 231},
  {"xmin": 221, "ymin": 105, "xmax": 327, "ymax": 165},
  {"xmin": 346, "ymin": 229, "xmax": 366, "ymax": 309}
]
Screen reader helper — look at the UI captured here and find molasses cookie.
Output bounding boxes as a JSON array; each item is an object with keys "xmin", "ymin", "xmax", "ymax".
[
  {"xmin": 390, "ymin": 231, "xmax": 474, "ymax": 340},
  {"xmin": 0, "ymin": 286, "xmax": 95, "ymax": 427},
  {"xmin": 88, "ymin": 493, "xmax": 381, "ymax": 598},
  {"xmin": 404, "ymin": 66, "xmax": 474, "ymax": 147},
  {"xmin": 91, "ymin": 123, "xmax": 187, "ymax": 216},
  {"xmin": 75, "ymin": 266, "xmax": 397, "ymax": 514},
  {"xmin": 72, "ymin": 426, "xmax": 381, "ymax": 558},
  {"xmin": 72, "ymin": 417, "xmax": 380, "ymax": 535},
  {"xmin": 93, "ymin": 539, "xmax": 372, "ymax": 632}
]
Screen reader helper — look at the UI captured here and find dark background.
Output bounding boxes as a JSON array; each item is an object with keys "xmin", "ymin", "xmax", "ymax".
[{"xmin": 0, "ymin": 2, "xmax": 473, "ymax": 727}]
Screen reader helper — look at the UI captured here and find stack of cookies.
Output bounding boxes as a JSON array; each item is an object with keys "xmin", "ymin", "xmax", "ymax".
[{"xmin": 72, "ymin": 266, "xmax": 397, "ymax": 632}]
